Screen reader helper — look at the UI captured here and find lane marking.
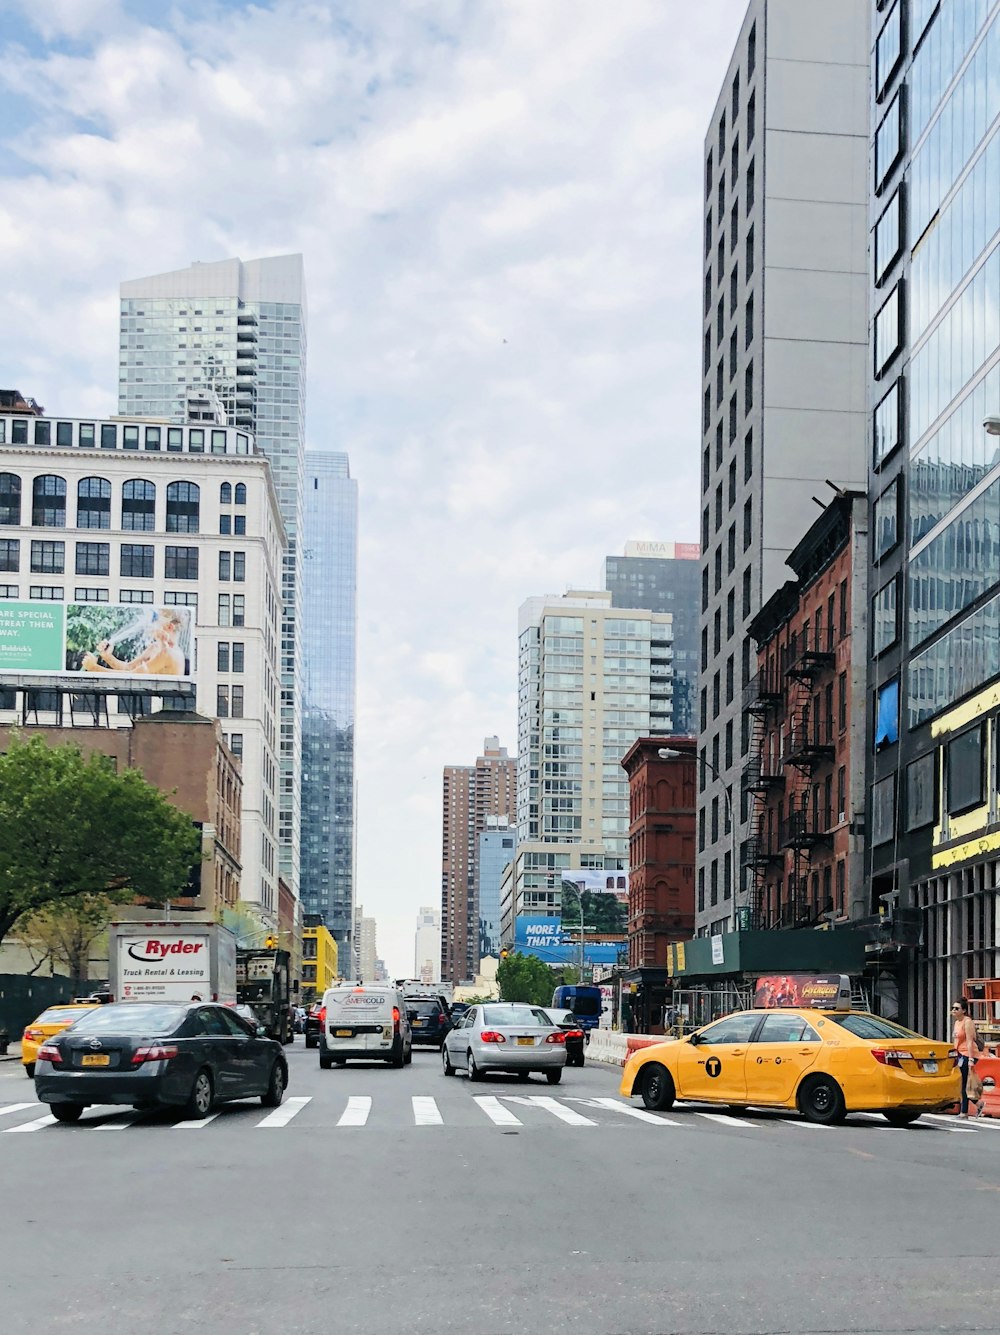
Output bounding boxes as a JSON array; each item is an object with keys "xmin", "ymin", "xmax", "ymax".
[
  {"xmin": 583, "ymin": 1097, "xmax": 682, "ymax": 1126},
  {"xmin": 926, "ymin": 1113, "xmax": 998, "ymax": 1130},
  {"xmin": 337, "ymin": 1096, "xmax": 371, "ymax": 1127},
  {"xmin": 95, "ymin": 1113, "xmax": 142, "ymax": 1130},
  {"xmin": 0, "ymin": 1103, "xmax": 40, "ymax": 1119},
  {"xmin": 412, "ymin": 1096, "xmax": 443, "ymax": 1126},
  {"xmin": 173, "ymin": 1114, "xmax": 221, "ymax": 1129},
  {"xmin": 788, "ymin": 1119, "xmax": 832, "ymax": 1130},
  {"xmin": 694, "ymin": 1111, "xmax": 758, "ymax": 1128},
  {"xmin": 257, "ymin": 1096, "xmax": 311, "ymax": 1129},
  {"xmin": 4, "ymin": 1113, "xmax": 57, "ymax": 1133},
  {"xmin": 474, "ymin": 1096, "xmax": 522, "ymax": 1126},
  {"xmin": 521, "ymin": 1096, "xmax": 596, "ymax": 1127}
]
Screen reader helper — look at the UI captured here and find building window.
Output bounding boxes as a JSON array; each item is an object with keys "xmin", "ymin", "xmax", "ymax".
[
  {"xmin": 0, "ymin": 583, "xmax": 18, "ymax": 598},
  {"xmin": 144, "ymin": 426, "xmax": 161, "ymax": 452},
  {"xmin": 838, "ymin": 671, "xmax": 847, "ymax": 732},
  {"xmin": 120, "ymin": 589, "xmax": 153, "ymax": 604},
  {"xmin": 32, "ymin": 475, "xmax": 67, "ymax": 527},
  {"xmin": 729, "ymin": 329, "xmax": 738, "ymax": 380},
  {"xmin": 745, "ymin": 159, "xmax": 755, "ymax": 213},
  {"xmin": 743, "ymin": 430, "xmax": 752, "ymax": 482},
  {"xmin": 29, "ymin": 585, "xmax": 63, "ymax": 600},
  {"xmin": 218, "ymin": 642, "xmax": 230, "ymax": 672},
  {"xmin": 873, "ymin": 477, "xmax": 899, "ymax": 559},
  {"xmin": 875, "ymin": 91, "xmax": 902, "ymax": 191},
  {"xmin": 76, "ymin": 477, "xmax": 111, "ymax": 529},
  {"xmin": 163, "ymin": 591, "xmax": 197, "ymax": 614},
  {"xmin": 33, "ymin": 420, "xmax": 50, "ymax": 446},
  {"xmin": 220, "ymin": 515, "xmax": 232, "ymax": 535},
  {"xmin": 747, "ymin": 22, "xmax": 755, "ymax": 77},
  {"xmin": 228, "ymin": 733, "xmax": 243, "ymax": 759},
  {"xmin": 120, "ymin": 544, "xmax": 154, "ymax": 579},
  {"xmin": 30, "ymin": 539, "xmax": 64, "ymax": 574},
  {"xmin": 872, "ymin": 577, "xmax": 898, "ymax": 654},
  {"xmin": 728, "ymin": 394, "xmax": 737, "ymax": 443},
  {"xmin": 714, "ymin": 546, "xmax": 722, "ymax": 594},
  {"xmin": 697, "ymin": 866, "xmax": 705, "ymax": 912},
  {"xmin": 874, "ymin": 678, "xmax": 900, "ymax": 750},
  {"xmin": 742, "ymin": 566, "xmax": 751, "ymax": 618},
  {"xmin": 74, "ymin": 587, "xmax": 109, "ymax": 602},
  {"xmin": 875, "ymin": 188, "xmax": 902, "ymax": 284},
  {"xmin": 165, "ymin": 546, "xmax": 199, "ymax": 580},
  {"xmin": 875, "ymin": 3, "xmax": 901, "ymax": 101},
  {"xmin": 189, "ymin": 429, "xmax": 205, "ymax": 453},
  {"xmin": 745, "ymin": 226, "xmax": 754, "ymax": 277},
  {"xmin": 122, "ymin": 479, "xmax": 156, "ymax": 531},
  {"xmin": 744, "ymin": 361, "xmax": 753, "ymax": 411},
  {"xmin": 231, "ymin": 685, "xmax": 244, "ymax": 718},
  {"xmin": 100, "ymin": 424, "xmax": 117, "ymax": 449},
  {"xmin": 872, "ymin": 773, "xmax": 896, "ymax": 845},
  {"xmin": 75, "ymin": 542, "xmax": 109, "ymax": 576},
  {"xmin": 0, "ymin": 538, "xmax": 19, "ymax": 572},
  {"xmin": 906, "ymin": 752, "xmax": 936, "ymax": 830},
  {"xmin": 725, "ymin": 655, "xmax": 734, "ymax": 704},
  {"xmin": 166, "ymin": 481, "xmax": 200, "ymax": 534},
  {"xmin": 0, "ymin": 472, "xmax": 21, "ymax": 525},
  {"xmin": 233, "ymin": 552, "xmax": 246, "ymax": 582},
  {"xmin": 123, "ymin": 425, "xmax": 139, "ymax": 451},
  {"xmin": 874, "ymin": 284, "xmax": 902, "ymax": 375},
  {"xmin": 219, "ymin": 551, "xmax": 231, "ymax": 581},
  {"xmin": 742, "ymin": 497, "xmax": 752, "ymax": 550},
  {"xmin": 220, "ymin": 483, "xmax": 232, "ymax": 504},
  {"xmin": 873, "ymin": 379, "xmax": 901, "ymax": 467},
  {"xmin": 232, "ymin": 642, "xmax": 245, "ymax": 672},
  {"xmin": 217, "ymin": 686, "xmax": 229, "ymax": 718},
  {"xmin": 726, "ymin": 589, "xmax": 735, "ymax": 638},
  {"xmin": 211, "ymin": 429, "xmax": 227, "ymax": 454},
  {"xmin": 167, "ymin": 428, "xmax": 183, "ymax": 452},
  {"xmin": 947, "ymin": 726, "xmax": 984, "ymax": 816},
  {"xmin": 219, "ymin": 593, "xmax": 231, "ymax": 626},
  {"xmin": 727, "ymin": 524, "xmax": 736, "ymax": 573}
]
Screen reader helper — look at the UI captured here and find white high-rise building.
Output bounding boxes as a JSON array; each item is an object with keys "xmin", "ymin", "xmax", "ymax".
[
  {"xmin": 354, "ymin": 904, "xmax": 377, "ymax": 983},
  {"xmin": 0, "ymin": 409, "xmax": 285, "ymax": 923},
  {"xmin": 118, "ymin": 255, "xmax": 306, "ymax": 901},
  {"xmin": 414, "ymin": 906, "xmax": 440, "ymax": 983}
]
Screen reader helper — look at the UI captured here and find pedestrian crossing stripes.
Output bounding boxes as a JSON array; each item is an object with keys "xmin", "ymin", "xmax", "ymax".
[{"xmin": 1, "ymin": 1094, "xmax": 998, "ymax": 1136}]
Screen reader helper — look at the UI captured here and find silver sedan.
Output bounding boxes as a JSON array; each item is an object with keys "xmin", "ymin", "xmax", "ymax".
[{"xmin": 442, "ymin": 1003, "xmax": 568, "ymax": 1084}]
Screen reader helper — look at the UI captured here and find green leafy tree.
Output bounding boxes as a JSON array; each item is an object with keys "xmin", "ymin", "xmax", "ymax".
[
  {"xmin": 497, "ymin": 952, "xmax": 557, "ymax": 1007},
  {"xmin": 18, "ymin": 897, "xmax": 113, "ymax": 990},
  {"xmin": 0, "ymin": 734, "xmax": 201, "ymax": 948}
]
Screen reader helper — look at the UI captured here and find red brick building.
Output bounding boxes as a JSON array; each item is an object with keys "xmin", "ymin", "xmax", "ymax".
[
  {"xmin": 743, "ymin": 492, "xmax": 867, "ymax": 931},
  {"xmin": 621, "ymin": 737, "xmax": 696, "ymax": 1032}
]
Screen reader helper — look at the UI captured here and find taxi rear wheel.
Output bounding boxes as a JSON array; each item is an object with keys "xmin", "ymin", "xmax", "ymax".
[
  {"xmin": 883, "ymin": 1108, "xmax": 923, "ymax": 1126},
  {"xmin": 797, "ymin": 1075, "xmax": 846, "ymax": 1125},
  {"xmin": 640, "ymin": 1063, "xmax": 675, "ymax": 1111}
]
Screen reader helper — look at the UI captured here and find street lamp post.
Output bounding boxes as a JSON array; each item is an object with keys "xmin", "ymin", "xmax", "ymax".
[{"xmin": 658, "ymin": 747, "xmax": 741, "ymax": 934}]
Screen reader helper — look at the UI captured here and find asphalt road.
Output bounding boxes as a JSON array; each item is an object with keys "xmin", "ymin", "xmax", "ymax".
[{"xmin": 2, "ymin": 1042, "xmax": 999, "ymax": 1335}]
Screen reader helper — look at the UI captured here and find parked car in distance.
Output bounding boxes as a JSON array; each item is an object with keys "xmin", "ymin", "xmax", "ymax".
[
  {"xmin": 405, "ymin": 997, "xmax": 451, "ymax": 1049},
  {"xmin": 21, "ymin": 1003, "xmax": 101, "ymax": 1079},
  {"xmin": 541, "ymin": 1008, "xmax": 586, "ymax": 1067},
  {"xmin": 33, "ymin": 1000, "xmax": 288, "ymax": 1122},
  {"xmin": 442, "ymin": 1003, "xmax": 569, "ymax": 1083},
  {"xmin": 304, "ymin": 1004, "xmax": 322, "ymax": 1049}
]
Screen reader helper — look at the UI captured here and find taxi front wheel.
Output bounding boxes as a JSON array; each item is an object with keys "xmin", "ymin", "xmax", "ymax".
[
  {"xmin": 797, "ymin": 1074, "xmax": 846, "ymax": 1125},
  {"xmin": 640, "ymin": 1063, "xmax": 675, "ymax": 1111}
]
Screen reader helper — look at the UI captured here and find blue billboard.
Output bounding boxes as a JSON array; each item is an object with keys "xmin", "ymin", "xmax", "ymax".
[{"xmin": 513, "ymin": 916, "xmax": 622, "ymax": 968}]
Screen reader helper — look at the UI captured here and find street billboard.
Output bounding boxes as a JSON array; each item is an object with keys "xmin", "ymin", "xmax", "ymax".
[
  {"xmin": 561, "ymin": 869, "xmax": 629, "ymax": 900},
  {"xmin": 513, "ymin": 916, "xmax": 621, "ymax": 967},
  {"xmin": 0, "ymin": 600, "xmax": 193, "ymax": 680},
  {"xmin": 754, "ymin": 974, "xmax": 851, "ymax": 1010}
]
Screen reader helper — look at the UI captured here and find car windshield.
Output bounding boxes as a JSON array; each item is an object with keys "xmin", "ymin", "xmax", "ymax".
[
  {"xmin": 407, "ymin": 1001, "xmax": 442, "ymax": 1017},
  {"xmin": 34, "ymin": 1007, "xmax": 95, "ymax": 1025},
  {"xmin": 568, "ymin": 996, "xmax": 600, "ymax": 1017},
  {"xmin": 545, "ymin": 1009, "xmax": 575, "ymax": 1025},
  {"xmin": 65, "ymin": 1004, "xmax": 188, "ymax": 1036},
  {"xmin": 481, "ymin": 1005, "xmax": 552, "ymax": 1027},
  {"xmin": 828, "ymin": 1013, "xmax": 924, "ymax": 1041}
]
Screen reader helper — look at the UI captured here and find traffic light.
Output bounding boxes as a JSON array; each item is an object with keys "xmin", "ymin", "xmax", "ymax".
[
  {"xmin": 264, "ymin": 935, "xmax": 276, "ymax": 949},
  {"xmin": 500, "ymin": 948, "xmax": 510, "ymax": 960}
]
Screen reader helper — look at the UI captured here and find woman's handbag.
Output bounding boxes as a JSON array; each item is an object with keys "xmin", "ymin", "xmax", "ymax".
[{"xmin": 968, "ymin": 1066, "xmax": 984, "ymax": 1102}]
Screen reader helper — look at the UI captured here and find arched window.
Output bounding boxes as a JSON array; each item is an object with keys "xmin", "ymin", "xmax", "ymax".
[
  {"xmin": 122, "ymin": 479, "xmax": 156, "ymax": 532},
  {"xmin": 220, "ymin": 483, "xmax": 232, "ymax": 504},
  {"xmin": 166, "ymin": 481, "xmax": 200, "ymax": 534},
  {"xmin": 32, "ymin": 475, "xmax": 67, "ymax": 527},
  {"xmin": 77, "ymin": 477, "xmax": 111, "ymax": 529},
  {"xmin": 234, "ymin": 483, "xmax": 247, "ymax": 506},
  {"xmin": 0, "ymin": 472, "xmax": 21, "ymax": 525}
]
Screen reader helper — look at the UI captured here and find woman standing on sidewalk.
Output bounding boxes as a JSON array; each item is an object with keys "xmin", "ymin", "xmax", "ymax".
[{"xmin": 952, "ymin": 997, "xmax": 980, "ymax": 1118}]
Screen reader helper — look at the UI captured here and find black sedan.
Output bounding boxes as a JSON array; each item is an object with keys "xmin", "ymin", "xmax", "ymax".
[
  {"xmin": 34, "ymin": 1001, "xmax": 288, "ymax": 1122},
  {"xmin": 541, "ymin": 1008, "xmax": 586, "ymax": 1067}
]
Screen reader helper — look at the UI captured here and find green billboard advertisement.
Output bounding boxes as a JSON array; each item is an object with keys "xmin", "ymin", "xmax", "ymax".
[
  {"xmin": 0, "ymin": 601, "xmax": 66, "ymax": 671},
  {"xmin": 0, "ymin": 601, "xmax": 192, "ymax": 680}
]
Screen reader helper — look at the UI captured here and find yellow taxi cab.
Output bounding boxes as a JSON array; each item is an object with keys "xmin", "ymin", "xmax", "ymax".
[
  {"xmin": 22, "ymin": 1003, "xmax": 100, "ymax": 1079},
  {"xmin": 620, "ymin": 1007, "xmax": 960, "ymax": 1125}
]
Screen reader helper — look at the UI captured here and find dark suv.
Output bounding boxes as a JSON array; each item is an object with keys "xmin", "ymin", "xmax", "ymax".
[{"xmin": 405, "ymin": 997, "xmax": 452, "ymax": 1049}]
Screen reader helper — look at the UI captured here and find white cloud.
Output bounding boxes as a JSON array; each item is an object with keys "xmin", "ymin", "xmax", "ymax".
[{"xmin": 0, "ymin": 0, "xmax": 748, "ymax": 975}]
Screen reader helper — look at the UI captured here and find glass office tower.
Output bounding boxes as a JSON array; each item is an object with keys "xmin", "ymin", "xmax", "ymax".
[
  {"xmin": 119, "ymin": 255, "xmax": 307, "ymax": 898},
  {"xmin": 300, "ymin": 452, "xmax": 358, "ymax": 955},
  {"xmin": 869, "ymin": 1, "xmax": 1000, "ymax": 1029}
]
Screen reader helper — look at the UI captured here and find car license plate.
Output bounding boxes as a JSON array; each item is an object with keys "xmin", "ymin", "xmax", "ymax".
[
  {"xmin": 922, "ymin": 1060, "xmax": 938, "ymax": 1073},
  {"xmin": 517, "ymin": 1037, "xmax": 534, "ymax": 1046},
  {"xmin": 81, "ymin": 1054, "xmax": 110, "ymax": 1067},
  {"xmin": 412, "ymin": 1020, "xmax": 425, "ymax": 1026},
  {"xmin": 335, "ymin": 1029, "xmax": 352, "ymax": 1037}
]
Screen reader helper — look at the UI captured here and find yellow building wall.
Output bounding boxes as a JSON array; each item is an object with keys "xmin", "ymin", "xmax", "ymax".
[{"xmin": 301, "ymin": 926, "xmax": 339, "ymax": 1003}]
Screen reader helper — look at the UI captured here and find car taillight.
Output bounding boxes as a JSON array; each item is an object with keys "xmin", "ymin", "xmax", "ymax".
[
  {"xmin": 545, "ymin": 1032, "xmax": 567, "ymax": 1045},
  {"xmin": 480, "ymin": 1031, "xmax": 506, "ymax": 1044},
  {"xmin": 565, "ymin": 1030, "xmax": 584, "ymax": 1040},
  {"xmin": 318, "ymin": 1007, "xmax": 326, "ymax": 1025},
  {"xmin": 37, "ymin": 1044, "xmax": 62, "ymax": 1064},
  {"xmin": 23, "ymin": 1028, "xmax": 43, "ymax": 1042},
  {"xmin": 871, "ymin": 1048, "xmax": 914, "ymax": 1068},
  {"xmin": 131, "ymin": 1045, "xmax": 179, "ymax": 1065},
  {"xmin": 393, "ymin": 1006, "xmax": 401, "ymax": 1033}
]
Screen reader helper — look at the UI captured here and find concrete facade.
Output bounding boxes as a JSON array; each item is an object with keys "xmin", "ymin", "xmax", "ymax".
[
  {"xmin": 697, "ymin": 0, "xmax": 869, "ymax": 937},
  {"xmin": 414, "ymin": 906, "xmax": 440, "ymax": 984}
]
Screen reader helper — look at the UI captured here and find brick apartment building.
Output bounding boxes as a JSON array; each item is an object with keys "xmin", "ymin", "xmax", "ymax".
[
  {"xmin": 742, "ymin": 492, "xmax": 867, "ymax": 931},
  {"xmin": 621, "ymin": 737, "xmax": 697, "ymax": 1032}
]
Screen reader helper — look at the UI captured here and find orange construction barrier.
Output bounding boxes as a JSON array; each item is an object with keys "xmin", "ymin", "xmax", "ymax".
[{"xmin": 973, "ymin": 1053, "xmax": 1000, "ymax": 1118}]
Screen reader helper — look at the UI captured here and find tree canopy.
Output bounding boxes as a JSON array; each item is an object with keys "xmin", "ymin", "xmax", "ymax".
[
  {"xmin": 0, "ymin": 734, "xmax": 201, "ymax": 948},
  {"xmin": 496, "ymin": 952, "xmax": 557, "ymax": 1007}
]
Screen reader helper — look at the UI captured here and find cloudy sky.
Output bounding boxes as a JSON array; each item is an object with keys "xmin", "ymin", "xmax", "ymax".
[{"xmin": 0, "ymin": 0, "xmax": 747, "ymax": 975}]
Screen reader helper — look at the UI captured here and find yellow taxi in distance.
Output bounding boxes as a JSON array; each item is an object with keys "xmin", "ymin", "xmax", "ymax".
[
  {"xmin": 620, "ymin": 1008, "xmax": 961, "ymax": 1125},
  {"xmin": 22, "ymin": 1004, "xmax": 100, "ymax": 1079}
]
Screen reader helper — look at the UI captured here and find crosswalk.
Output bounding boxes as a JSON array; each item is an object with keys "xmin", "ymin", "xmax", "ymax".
[{"xmin": 2, "ymin": 1093, "xmax": 999, "ymax": 1136}]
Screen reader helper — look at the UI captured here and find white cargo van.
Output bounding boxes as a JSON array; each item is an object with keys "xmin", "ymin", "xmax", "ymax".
[{"xmin": 318, "ymin": 985, "xmax": 413, "ymax": 1069}]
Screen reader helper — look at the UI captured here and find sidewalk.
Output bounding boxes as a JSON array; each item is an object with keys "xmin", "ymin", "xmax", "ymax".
[{"xmin": 0, "ymin": 1041, "xmax": 23, "ymax": 1064}]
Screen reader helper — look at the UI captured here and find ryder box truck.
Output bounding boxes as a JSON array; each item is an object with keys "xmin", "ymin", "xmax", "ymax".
[{"xmin": 109, "ymin": 922, "xmax": 238, "ymax": 1005}]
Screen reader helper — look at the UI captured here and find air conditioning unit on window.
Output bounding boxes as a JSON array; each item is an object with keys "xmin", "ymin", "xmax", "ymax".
[{"xmin": 838, "ymin": 811, "xmax": 846, "ymax": 824}]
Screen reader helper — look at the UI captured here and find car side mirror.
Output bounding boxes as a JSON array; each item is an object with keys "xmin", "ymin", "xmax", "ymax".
[
  {"xmin": 687, "ymin": 1032, "xmax": 701, "ymax": 1045},
  {"xmin": 256, "ymin": 1025, "xmax": 268, "ymax": 1038}
]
